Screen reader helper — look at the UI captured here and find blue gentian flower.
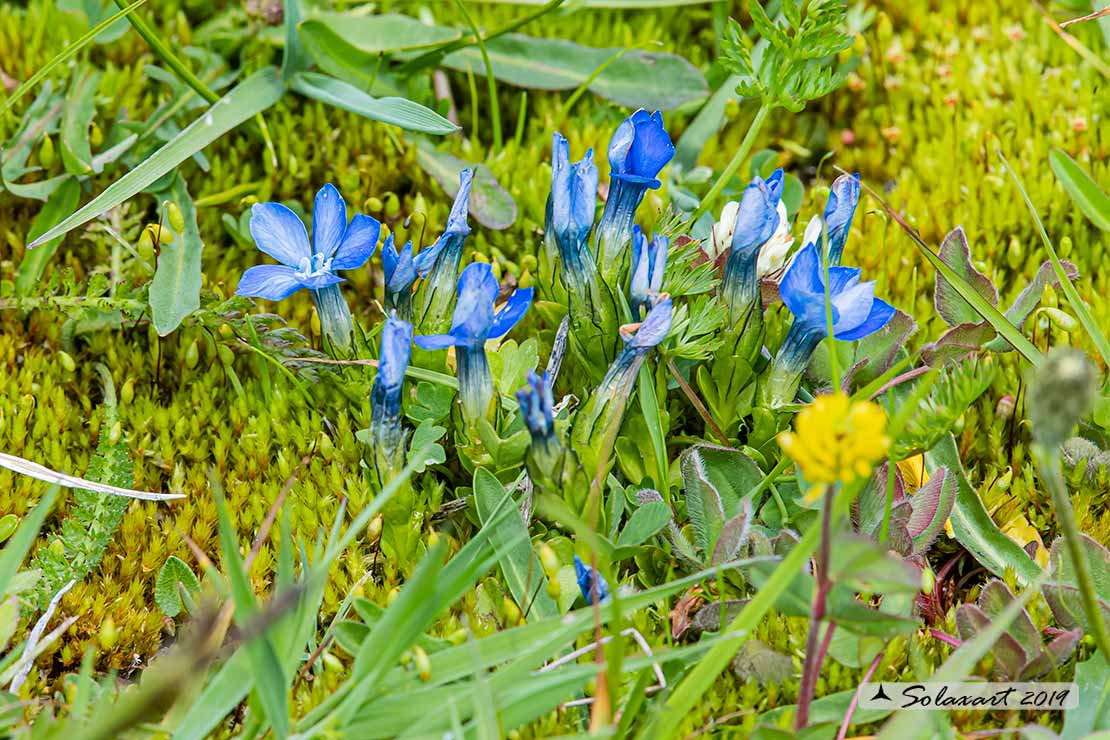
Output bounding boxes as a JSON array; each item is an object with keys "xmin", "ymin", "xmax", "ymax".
[
  {"xmin": 573, "ymin": 298, "xmax": 672, "ymax": 466},
  {"xmin": 573, "ymin": 555, "xmax": 610, "ymax": 605},
  {"xmin": 517, "ymin": 370, "xmax": 562, "ymax": 484},
  {"xmin": 629, "ymin": 226, "xmax": 668, "ymax": 320},
  {"xmin": 237, "ymin": 184, "xmax": 380, "ymax": 351},
  {"xmin": 595, "ymin": 110, "xmax": 675, "ymax": 280},
  {"xmin": 548, "ymin": 132, "xmax": 599, "ymax": 297},
  {"xmin": 415, "ymin": 262, "xmax": 533, "ymax": 423},
  {"xmin": 382, "ymin": 234, "xmax": 417, "ymax": 322},
  {"xmin": 370, "ymin": 312, "xmax": 413, "ymax": 472},
  {"xmin": 415, "ymin": 169, "xmax": 474, "ymax": 332},
  {"xmin": 821, "ymin": 173, "xmax": 861, "ymax": 266},
  {"xmin": 721, "ymin": 170, "xmax": 784, "ymax": 325},
  {"xmin": 763, "ymin": 241, "xmax": 896, "ymax": 406}
]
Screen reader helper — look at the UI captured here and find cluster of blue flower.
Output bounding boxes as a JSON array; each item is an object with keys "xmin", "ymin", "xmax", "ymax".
[{"xmin": 234, "ymin": 110, "xmax": 895, "ymax": 590}]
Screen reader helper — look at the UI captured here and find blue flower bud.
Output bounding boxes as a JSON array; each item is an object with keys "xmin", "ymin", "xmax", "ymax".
[
  {"xmin": 629, "ymin": 226, "xmax": 668, "ymax": 320},
  {"xmin": 573, "ymin": 555, "xmax": 610, "ymax": 604}
]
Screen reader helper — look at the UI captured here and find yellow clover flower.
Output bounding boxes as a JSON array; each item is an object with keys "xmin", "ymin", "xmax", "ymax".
[{"xmin": 778, "ymin": 393, "xmax": 891, "ymax": 495}]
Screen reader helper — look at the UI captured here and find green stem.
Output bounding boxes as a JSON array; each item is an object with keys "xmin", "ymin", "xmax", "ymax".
[
  {"xmin": 112, "ymin": 0, "xmax": 219, "ymax": 104},
  {"xmin": 1035, "ymin": 443, "xmax": 1110, "ymax": 660},
  {"xmin": 454, "ymin": 0, "xmax": 502, "ymax": 150},
  {"xmin": 692, "ymin": 102, "xmax": 772, "ymax": 222}
]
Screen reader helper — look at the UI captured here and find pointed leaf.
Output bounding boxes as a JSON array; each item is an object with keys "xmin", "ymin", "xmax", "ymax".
[
  {"xmin": 29, "ymin": 67, "xmax": 286, "ymax": 248},
  {"xmin": 1050, "ymin": 147, "xmax": 1110, "ymax": 231},
  {"xmin": 149, "ymin": 174, "xmax": 202, "ymax": 335},
  {"xmin": 934, "ymin": 227, "xmax": 998, "ymax": 326},
  {"xmin": 711, "ymin": 501, "xmax": 753, "ymax": 566},
  {"xmin": 616, "ymin": 500, "xmax": 673, "ymax": 548},
  {"xmin": 907, "ymin": 466, "xmax": 956, "ymax": 554},
  {"xmin": 290, "ymin": 72, "xmax": 458, "ymax": 135}
]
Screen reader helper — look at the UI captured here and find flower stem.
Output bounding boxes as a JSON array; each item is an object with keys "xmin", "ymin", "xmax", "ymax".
[
  {"xmin": 1034, "ymin": 442, "xmax": 1110, "ymax": 660},
  {"xmin": 692, "ymin": 102, "xmax": 772, "ymax": 222},
  {"xmin": 796, "ymin": 490, "xmax": 835, "ymax": 731}
]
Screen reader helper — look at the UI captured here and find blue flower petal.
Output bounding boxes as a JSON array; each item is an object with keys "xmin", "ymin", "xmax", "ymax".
[
  {"xmin": 312, "ymin": 184, "xmax": 347, "ymax": 260},
  {"xmin": 837, "ymin": 297, "xmax": 895, "ymax": 341},
  {"xmin": 448, "ymin": 262, "xmax": 500, "ymax": 344},
  {"xmin": 731, "ymin": 171, "xmax": 783, "ymax": 256},
  {"xmin": 629, "ymin": 297, "xmax": 673, "ymax": 349},
  {"xmin": 384, "ymin": 237, "xmax": 417, "ymax": 292},
  {"xmin": 607, "ymin": 117, "xmax": 636, "ymax": 175},
  {"xmin": 649, "ymin": 233, "xmax": 669, "ymax": 293},
  {"xmin": 249, "ymin": 202, "xmax": 311, "ymax": 267},
  {"xmin": 445, "ymin": 169, "xmax": 474, "ymax": 239},
  {"xmin": 780, "ymin": 242, "xmax": 823, "ymax": 319},
  {"xmin": 823, "ymin": 173, "xmax": 861, "ymax": 264},
  {"xmin": 332, "ymin": 213, "xmax": 381, "ymax": 271},
  {"xmin": 573, "ymin": 555, "xmax": 610, "ymax": 604},
  {"xmin": 830, "ymin": 280, "xmax": 876, "ymax": 332},
  {"xmin": 236, "ymin": 264, "xmax": 306, "ymax": 300},
  {"xmin": 826, "ymin": 265, "xmax": 862, "ymax": 294},
  {"xmin": 297, "ymin": 272, "xmax": 345, "ymax": 290},
  {"xmin": 489, "ymin": 287, "xmax": 534, "ymax": 339},
  {"xmin": 413, "ymin": 332, "xmax": 459, "ymax": 350},
  {"xmin": 378, "ymin": 314, "xmax": 414, "ymax": 391}
]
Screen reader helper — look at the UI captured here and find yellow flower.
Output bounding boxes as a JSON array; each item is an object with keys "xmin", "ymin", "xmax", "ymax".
[
  {"xmin": 1002, "ymin": 514, "xmax": 1049, "ymax": 569},
  {"xmin": 778, "ymin": 393, "xmax": 891, "ymax": 492}
]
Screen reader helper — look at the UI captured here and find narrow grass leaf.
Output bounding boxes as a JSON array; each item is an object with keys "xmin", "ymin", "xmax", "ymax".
[
  {"xmin": 1000, "ymin": 149, "xmax": 1110, "ymax": 367},
  {"xmin": 29, "ymin": 67, "xmax": 285, "ymax": 248},
  {"xmin": 291, "ymin": 72, "xmax": 459, "ymax": 135},
  {"xmin": 1049, "ymin": 148, "xmax": 1110, "ymax": 231},
  {"xmin": 637, "ymin": 363, "xmax": 668, "ymax": 488},
  {"xmin": 0, "ymin": 487, "xmax": 58, "ymax": 598},
  {"xmin": 14, "ymin": 177, "xmax": 80, "ymax": 294}
]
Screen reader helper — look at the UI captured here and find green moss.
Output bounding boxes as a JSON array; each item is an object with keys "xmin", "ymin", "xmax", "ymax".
[{"xmin": 0, "ymin": 0, "xmax": 1106, "ymax": 733}]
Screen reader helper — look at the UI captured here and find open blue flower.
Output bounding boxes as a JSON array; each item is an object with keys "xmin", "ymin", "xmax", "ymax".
[
  {"xmin": 415, "ymin": 169, "xmax": 474, "ymax": 332},
  {"xmin": 629, "ymin": 226, "xmax": 668, "ymax": 320},
  {"xmin": 721, "ymin": 170, "xmax": 784, "ymax": 324},
  {"xmin": 237, "ymin": 184, "xmax": 380, "ymax": 350},
  {"xmin": 548, "ymin": 132, "xmax": 599, "ymax": 294},
  {"xmin": 573, "ymin": 555, "xmax": 610, "ymax": 605},
  {"xmin": 382, "ymin": 234, "xmax": 417, "ymax": 321},
  {"xmin": 371, "ymin": 312, "xmax": 413, "ymax": 471},
  {"xmin": 763, "ymin": 241, "xmax": 895, "ymax": 406},
  {"xmin": 821, "ymin": 173, "xmax": 861, "ymax": 266},
  {"xmin": 415, "ymin": 262, "xmax": 533, "ymax": 423},
  {"xmin": 596, "ymin": 110, "xmax": 675, "ymax": 280}
]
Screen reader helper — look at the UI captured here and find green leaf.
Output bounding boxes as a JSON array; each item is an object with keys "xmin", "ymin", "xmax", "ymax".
[
  {"xmin": 616, "ymin": 500, "xmax": 672, "ymax": 547},
  {"xmin": 29, "ymin": 67, "xmax": 286, "ymax": 249},
  {"xmin": 301, "ymin": 13, "xmax": 459, "ymax": 56},
  {"xmin": 281, "ymin": 0, "xmax": 309, "ymax": 80},
  {"xmin": 637, "ymin": 364, "xmax": 668, "ymax": 487},
  {"xmin": 0, "ymin": 487, "xmax": 58, "ymax": 599},
  {"xmin": 925, "ymin": 435, "xmax": 1041, "ymax": 584},
  {"xmin": 15, "ymin": 177, "xmax": 80, "ymax": 295},
  {"xmin": 415, "ymin": 140, "xmax": 517, "ymax": 230},
  {"xmin": 1050, "ymin": 147, "xmax": 1110, "ymax": 231},
  {"xmin": 290, "ymin": 72, "xmax": 458, "ymax": 135},
  {"xmin": 1062, "ymin": 653, "xmax": 1110, "ymax": 739},
  {"xmin": 473, "ymin": 468, "xmax": 558, "ymax": 619},
  {"xmin": 60, "ymin": 67, "xmax": 101, "ymax": 175},
  {"xmin": 155, "ymin": 556, "xmax": 200, "ymax": 617},
  {"xmin": 442, "ymin": 33, "xmax": 708, "ymax": 110},
  {"xmin": 148, "ymin": 174, "xmax": 203, "ymax": 335},
  {"xmin": 211, "ymin": 479, "xmax": 289, "ymax": 739},
  {"xmin": 933, "ymin": 226, "xmax": 998, "ymax": 327}
]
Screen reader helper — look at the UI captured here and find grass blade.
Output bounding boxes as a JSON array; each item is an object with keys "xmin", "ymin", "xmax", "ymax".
[
  {"xmin": 28, "ymin": 67, "xmax": 285, "ymax": 249},
  {"xmin": 0, "ymin": 487, "xmax": 58, "ymax": 598},
  {"xmin": 1049, "ymin": 148, "xmax": 1110, "ymax": 231},
  {"xmin": 0, "ymin": 0, "xmax": 149, "ymax": 115},
  {"xmin": 849, "ymin": 172, "xmax": 1043, "ymax": 366},
  {"xmin": 998, "ymin": 148, "xmax": 1110, "ymax": 367},
  {"xmin": 290, "ymin": 72, "xmax": 459, "ymax": 135},
  {"xmin": 0, "ymin": 452, "xmax": 180, "ymax": 501}
]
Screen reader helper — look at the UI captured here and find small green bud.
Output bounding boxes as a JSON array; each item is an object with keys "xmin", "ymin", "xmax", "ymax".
[
  {"xmin": 518, "ymin": 270, "xmax": 533, "ymax": 289},
  {"xmin": 502, "ymin": 596, "xmax": 521, "ymax": 625},
  {"xmin": 39, "ymin": 135, "xmax": 55, "ymax": 168},
  {"xmin": 384, "ymin": 192, "xmax": 401, "ymax": 218},
  {"xmin": 217, "ymin": 345, "xmax": 234, "ymax": 367},
  {"xmin": 166, "ymin": 201, "xmax": 185, "ymax": 233},
  {"xmin": 1006, "ymin": 236, "xmax": 1023, "ymax": 269},
  {"xmin": 89, "ymin": 123, "xmax": 103, "ymax": 148},
  {"xmin": 0, "ymin": 514, "xmax": 18, "ymax": 544},
  {"xmin": 108, "ymin": 420, "xmax": 122, "ymax": 445},
  {"xmin": 1043, "ymin": 307, "xmax": 1077, "ymax": 332},
  {"xmin": 413, "ymin": 645, "xmax": 431, "ymax": 681},
  {"xmin": 538, "ymin": 543, "xmax": 560, "ymax": 580},
  {"xmin": 184, "ymin": 339, "xmax": 200, "ymax": 369},
  {"xmin": 121, "ymin": 379, "xmax": 135, "ymax": 405},
  {"xmin": 99, "ymin": 616, "xmax": 118, "ymax": 650},
  {"xmin": 367, "ymin": 514, "xmax": 383, "ymax": 542},
  {"xmin": 137, "ymin": 228, "xmax": 155, "ymax": 261},
  {"xmin": 58, "ymin": 351, "xmax": 76, "ymax": 373},
  {"xmin": 1059, "ymin": 235, "xmax": 1073, "ymax": 258}
]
